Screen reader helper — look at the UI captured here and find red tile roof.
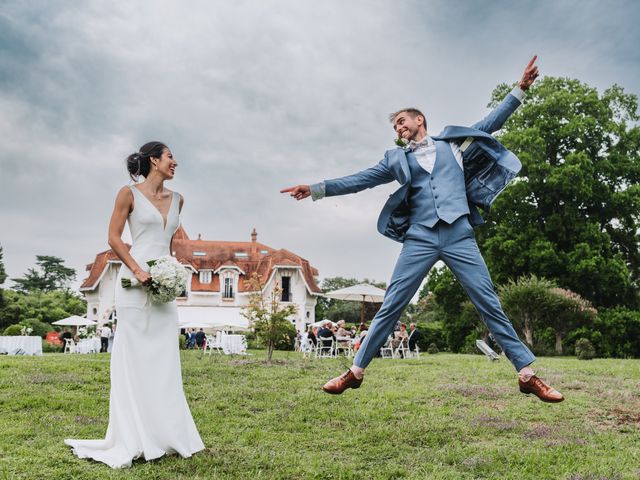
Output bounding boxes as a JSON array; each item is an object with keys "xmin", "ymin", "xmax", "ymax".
[
  {"xmin": 80, "ymin": 245, "xmax": 130, "ymax": 290},
  {"xmin": 80, "ymin": 228, "xmax": 322, "ymax": 294}
]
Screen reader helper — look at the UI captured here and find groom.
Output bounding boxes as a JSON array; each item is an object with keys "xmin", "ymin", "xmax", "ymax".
[{"xmin": 282, "ymin": 56, "xmax": 564, "ymax": 403}]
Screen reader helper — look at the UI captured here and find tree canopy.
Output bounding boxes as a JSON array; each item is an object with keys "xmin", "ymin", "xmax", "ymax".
[
  {"xmin": 476, "ymin": 77, "xmax": 640, "ymax": 308},
  {"xmin": 11, "ymin": 255, "xmax": 76, "ymax": 293}
]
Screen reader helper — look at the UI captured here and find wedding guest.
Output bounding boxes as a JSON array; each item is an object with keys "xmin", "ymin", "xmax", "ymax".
[
  {"xmin": 307, "ymin": 326, "xmax": 317, "ymax": 346},
  {"xmin": 108, "ymin": 323, "xmax": 117, "ymax": 352},
  {"xmin": 187, "ymin": 329, "xmax": 196, "ymax": 349},
  {"xmin": 100, "ymin": 323, "xmax": 112, "ymax": 353},
  {"xmin": 408, "ymin": 323, "xmax": 421, "ymax": 352},
  {"xmin": 317, "ymin": 321, "xmax": 335, "ymax": 342},
  {"xmin": 336, "ymin": 320, "xmax": 350, "ymax": 338},
  {"xmin": 59, "ymin": 329, "xmax": 73, "ymax": 350},
  {"xmin": 195, "ymin": 329, "xmax": 206, "ymax": 349},
  {"xmin": 391, "ymin": 323, "xmax": 408, "ymax": 349},
  {"xmin": 336, "ymin": 320, "xmax": 351, "ymax": 349}
]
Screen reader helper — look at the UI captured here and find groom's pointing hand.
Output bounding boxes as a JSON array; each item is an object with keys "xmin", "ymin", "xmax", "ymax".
[{"xmin": 280, "ymin": 185, "xmax": 311, "ymax": 201}]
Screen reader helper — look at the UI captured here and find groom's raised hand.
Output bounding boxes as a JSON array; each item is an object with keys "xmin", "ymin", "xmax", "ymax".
[
  {"xmin": 280, "ymin": 184, "xmax": 311, "ymax": 201},
  {"xmin": 518, "ymin": 55, "xmax": 539, "ymax": 91}
]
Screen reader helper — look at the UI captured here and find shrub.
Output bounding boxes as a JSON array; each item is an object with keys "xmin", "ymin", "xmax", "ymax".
[
  {"xmin": 42, "ymin": 340, "xmax": 61, "ymax": 353},
  {"xmin": 414, "ymin": 321, "xmax": 446, "ymax": 353},
  {"xmin": 178, "ymin": 334, "xmax": 186, "ymax": 350},
  {"xmin": 427, "ymin": 343, "xmax": 439, "ymax": 354},
  {"xmin": 20, "ymin": 318, "xmax": 51, "ymax": 338},
  {"xmin": 3, "ymin": 324, "xmax": 22, "ymax": 336},
  {"xmin": 575, "ymin": 338, "xmax": 596, "ymax": 360}
]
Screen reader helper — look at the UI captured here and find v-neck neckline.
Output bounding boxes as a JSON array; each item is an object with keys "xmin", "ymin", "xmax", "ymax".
[{"xmin": 132, "ymin": 185, "xmax": 174, "ymax": 230}]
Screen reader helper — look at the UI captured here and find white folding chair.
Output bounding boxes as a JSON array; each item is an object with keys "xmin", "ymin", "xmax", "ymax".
[
  {"xmin": 335, "ymin": 338, "xmax": 353, "ymax": 357},
  {"xmin": 64, "ymin": 338, "xmax": 76, "ymax": 354},
  {"xmin": 394, "ymin": 338, "xmax": 410, "ymax": 359},
  {"xmin": 315, "ymin": 337, "xmax": 335, "ymax": 358},
  {"xmin": 205, "ymin": 333, "xmax": 222, "ymax": 355},
  {"xmin": 380, "ymin": 338, "xmax": 394, "ymax": 358}
]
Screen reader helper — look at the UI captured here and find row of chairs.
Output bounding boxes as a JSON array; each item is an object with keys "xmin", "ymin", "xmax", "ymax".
[
  {"xmin": 301, "ymin": 336, "xmax": 420, "ymax": 359},
  {"xmin": 380, "ymin": 338, "xmax": 420, "ymax": 359},
  {"xmin": 301, "ymin": 337, "xmax": 353, "ymax": 358}
]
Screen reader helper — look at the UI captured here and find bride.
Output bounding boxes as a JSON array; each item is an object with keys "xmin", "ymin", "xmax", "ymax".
[{"xmin": 65, "ymin": 141, "xmax": 204, "ymax": 468}]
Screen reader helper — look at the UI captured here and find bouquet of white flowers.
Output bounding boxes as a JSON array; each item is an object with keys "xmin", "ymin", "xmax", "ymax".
[
  {"xmin": 121, "ymin": 255, "xmax": 188, "ymax": 304},
  {"xmin": 20, "ymin": 325, "xmax": 33, "ymax": 336}
]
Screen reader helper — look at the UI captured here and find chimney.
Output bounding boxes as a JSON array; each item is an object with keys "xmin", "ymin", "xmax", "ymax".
[{"xmin": 251, "ymin": 228, "xmax": 257, "ymax": 257}]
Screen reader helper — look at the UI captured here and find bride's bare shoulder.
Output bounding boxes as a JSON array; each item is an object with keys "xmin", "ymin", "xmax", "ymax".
[{"xmin": 115, "ymin": 185, "xmax": 134, "ymax": 204}]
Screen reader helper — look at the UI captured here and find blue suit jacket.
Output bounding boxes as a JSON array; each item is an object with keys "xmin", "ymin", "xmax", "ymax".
[{"xmin": 322, "ymin": 91, "xmax": 522, "ymax": 242}]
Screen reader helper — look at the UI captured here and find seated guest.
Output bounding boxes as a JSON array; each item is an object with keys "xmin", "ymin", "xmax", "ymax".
[
  {"xmin": 195, "ymin": 328, "xmax": 206, "ymax": 349},
  {"xmin": 391, "ymin": 323, "xmax": 408, "ymax": 349},
  {"xmin": 335, "ymin": 320, "xmax": 351, "ymax": 340},
  {"xmin": 317, "ymin": 321, "xmax": 336, "ymax": 346},
  {"xmin": 408, "ymin": 323, "xmax": 421, "ymax": 352}
]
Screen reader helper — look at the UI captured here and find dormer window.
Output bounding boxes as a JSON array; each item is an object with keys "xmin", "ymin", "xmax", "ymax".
[
  {"xmin": 223, "ymin": 277, "xmax": 234, "ymax": 299},
  {"xmin": 234, "ymin": 252, "xmax": 248, "ymax": 259},
  {"xmin": 199, "ymin": 270, "xmax": 212, "ymax": 284}
]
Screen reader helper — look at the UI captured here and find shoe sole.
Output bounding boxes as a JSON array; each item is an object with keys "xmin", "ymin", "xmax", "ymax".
[
  {"xmin": 322, "ymin": 383, "xmax": 362, "ymax": 394},
  {"xmin": 520, "ymin": 390, "xmax": 565, "ymax": 403}
]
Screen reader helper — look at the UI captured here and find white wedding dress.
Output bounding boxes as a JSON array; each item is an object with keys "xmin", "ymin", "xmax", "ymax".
[{"xmin": 65, "ymin": 185, "xmax": 204, "ymax": 468}]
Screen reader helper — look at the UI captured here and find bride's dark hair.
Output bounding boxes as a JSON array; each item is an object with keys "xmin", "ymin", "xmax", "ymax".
[{"xmin": 126, "ymin": 141, "xmax": 168, "ymax": 181}]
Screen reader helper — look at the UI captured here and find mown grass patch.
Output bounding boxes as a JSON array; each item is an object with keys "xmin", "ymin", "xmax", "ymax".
[{"xmin": 0, "ymin": 351, "xmax": 638, "ymax": 479}]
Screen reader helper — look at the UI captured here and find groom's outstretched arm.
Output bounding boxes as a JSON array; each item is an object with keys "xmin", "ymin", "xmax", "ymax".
[
  {"xmin": 472, "ymin": 55, "xmax": 539, "ymax": 134},
  {"xmin": 281, "ymin": 156, "xmax": 395, "ymax": 202}
]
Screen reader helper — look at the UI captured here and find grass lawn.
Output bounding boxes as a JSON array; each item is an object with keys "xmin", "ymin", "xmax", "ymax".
[{"xmin": 0, "ymin": 350, "xmax": 639, "ymax": 479}]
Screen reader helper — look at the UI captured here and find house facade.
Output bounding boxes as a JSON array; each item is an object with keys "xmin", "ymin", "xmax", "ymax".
[{"xmin": 80, "ymin": 227, "xmax": 322, "ymax": 332}]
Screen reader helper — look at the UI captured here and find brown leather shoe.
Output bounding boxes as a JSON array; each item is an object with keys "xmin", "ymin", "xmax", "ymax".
[
  {"xmin": 519, "ymin": 375, "xmax": 564, "ymax": 403},
  {"xmin": 322, "ymin": 369, "xmax": 363, "ymax": 394}
]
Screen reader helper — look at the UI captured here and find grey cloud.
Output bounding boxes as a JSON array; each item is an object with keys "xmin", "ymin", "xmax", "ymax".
[{"xmin": 1, "ymin": 0, "xmax": 638, "ymax": 291}]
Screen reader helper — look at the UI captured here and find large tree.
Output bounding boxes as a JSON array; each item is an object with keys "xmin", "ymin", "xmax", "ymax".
[
  {"xmin": 11, "ymin": 255, "xmax": 76, "ymax": 293},
  {"xmin": 477, "ymin": 77, "xmax": 640, "ymax": 308}
]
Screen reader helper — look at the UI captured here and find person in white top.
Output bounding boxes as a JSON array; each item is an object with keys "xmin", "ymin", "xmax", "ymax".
[{"xmin": 100, "ymin": 324, "xmax": 111, "ymax": 353}]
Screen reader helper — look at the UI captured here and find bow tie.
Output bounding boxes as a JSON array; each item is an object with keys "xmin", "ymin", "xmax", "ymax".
[{"xmin": 407, "ymin": 137, "xmax": 431, "ymax": 151}]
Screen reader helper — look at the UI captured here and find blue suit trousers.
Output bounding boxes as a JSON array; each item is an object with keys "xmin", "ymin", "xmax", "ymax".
[{"xmin": 353, "ymin": 216, "xmax": 536, "ymax": 372}]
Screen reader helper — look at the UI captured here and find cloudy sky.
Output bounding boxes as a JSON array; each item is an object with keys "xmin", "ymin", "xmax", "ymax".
[{"xmin": 1, "ymin": 0, "xmax": 639, "ymax": 292}]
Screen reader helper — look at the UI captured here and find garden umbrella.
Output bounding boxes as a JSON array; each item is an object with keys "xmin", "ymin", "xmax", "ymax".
[
  {"xmin": 52, "ymin": 315, "xmax": 98, "ymax": 336},
  {"xmin": 52, "ymin": 316, "xmax": 98, "ymax": 327},
  {"xmin": 323, "ymin": 284, "xmax": 386, "ymax": 324}
]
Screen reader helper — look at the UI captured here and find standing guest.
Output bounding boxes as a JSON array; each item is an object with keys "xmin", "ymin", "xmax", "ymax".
[
  {"xmin": 187, "ymin": 329, "xmax": 197, "ymax": 349},
  {"xmin": 100, "ymin": 323, "xmax": 112, "ymax": 353},
  {"xmin": 408, "ymin": 323, "xmax": 422, "ymax": 353},
  {"xmin": 195, "ymin": 329, "xmax": 206, "ymax": 349},
  {"xmin": 108, "ymin": 323, "xmax": 117, "ymax": 353},
  {"xmin": 283, "ymin": 57, "xmax": 563, "ymax": 403}
]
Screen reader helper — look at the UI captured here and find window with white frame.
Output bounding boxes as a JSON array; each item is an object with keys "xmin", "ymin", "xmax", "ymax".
[
  {"xmin": 223, "ymin": 276, "xmax": 234, "ymax": 299},
  {"xmin": 199, "ymin": 270, "xmax": 212, "ymax": 284}
]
